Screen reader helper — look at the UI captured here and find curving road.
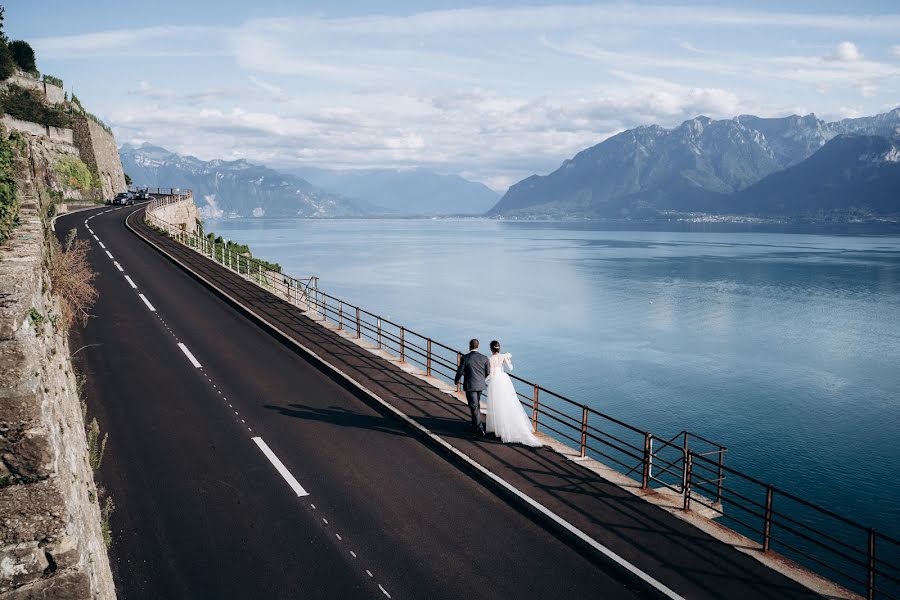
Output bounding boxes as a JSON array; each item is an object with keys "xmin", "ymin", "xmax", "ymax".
[{"xmin": 58, "ymin": 205, "xmax": 647, "ymax": 599}]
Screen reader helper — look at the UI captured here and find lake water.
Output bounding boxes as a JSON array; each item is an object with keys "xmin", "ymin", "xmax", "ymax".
[{"xmin": 206, "ymin": 217, "xmax": 900, "ymax": 573}]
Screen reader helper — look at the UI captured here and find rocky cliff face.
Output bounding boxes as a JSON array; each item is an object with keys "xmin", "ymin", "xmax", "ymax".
[
  {"xmin": 730, "ymin": 134, "xmax": 900, "ymax": 218},
  {"xmin": 0, "ymin": 134, "xmax": 115, "ymax": 598}
]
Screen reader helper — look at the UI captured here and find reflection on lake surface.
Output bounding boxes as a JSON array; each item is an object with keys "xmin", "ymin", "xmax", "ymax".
[{"xmin": 207, "ymin": 218, "xmax": 900, "ymax": 538}]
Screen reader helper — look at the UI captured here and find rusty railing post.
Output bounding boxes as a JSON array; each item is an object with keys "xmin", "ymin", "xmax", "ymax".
[
  {"xmin": 338, "ymin": 301, "xmax": 343, "ymax": 330},
  {"xmin": 400, "ymin": 327, "xmax": 406, "ymax": 363},
  {"xmin": 868, "ymin": 529, "xmax": 876, "ymax": 600},
  {"xmin": 531, "ymin": 384, "xmax": 540, "ymax": 432},
  {"xmin": 763, "ymin": 484, "xmax": 774, "ymax": 552},
  {"xmin": 356, "ymin": 307, "xmax": 361, "ymax": 338},
  {"xmin": 377, "ymin": 318, "xmax": 382, "ymax": 348},
  {"xmin": 426, "ymin": 339, "xmax": 432, "ymax": 376},
  {"xmin": 641, "ymin": 433, "xmax": 652, "ymax": 489},
  {"xmin": 322, "ymin": 295, "xmax": 328, "ymax": 323},
  {"xmin": 683, "ymin": 452, "xmax": 693, "ymax": 511},
  {"xmin": 579, "ymin": 407, "xmax": 588, "ymax": 458},
  {"xmin": 456, "ymin": 353, "xmax": 462, "ymax": 392},
  {"xmin": 716, "ymin": 448, "xmax": 725, "ymax": 504}
]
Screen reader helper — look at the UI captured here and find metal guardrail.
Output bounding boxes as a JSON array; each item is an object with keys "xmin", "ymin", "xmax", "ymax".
[
  {"xmin": 129, "ymin": 186, "xmax": 191, "ymax": 197},
  {"xmin": 144, "ymin": 197, "xmax": 898, "ymax": 599}
]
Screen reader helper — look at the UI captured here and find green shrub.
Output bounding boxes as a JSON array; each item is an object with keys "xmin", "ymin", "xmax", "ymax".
[
  {"xmin": 55, "ymin": 155, "xmax": 94, "ymax": 191},
  {"xmin": 0, "ymin": 136, "xmax": 17, "ymax": 244},
  {"xmin": 41, "ymin": 74, "xmax": 63, "ymax": 88},
  {"xmin": 0, "ymin": 85, "xmax": 72, "ymax": 128},
  {"xmin": 87, "ymin": 418, "xmax": 107, "ymax": 471},
  {"xmin": 7, "ymin": 129, "xmax": 26, "ymax": 152},
  {"xmin": 0, "ymin": 44, "xmax": 14, "ymax": 81},
  {"xmin": 9, "ymin": 40, "xmax": 36, "ymax": 74},
  {"xmin": 28, "ymin": 307, "xmax": 44, "ymax": 334},
  {"xmin": 101, "ymin": 495, "xmax": 115, "ymax": 547}
]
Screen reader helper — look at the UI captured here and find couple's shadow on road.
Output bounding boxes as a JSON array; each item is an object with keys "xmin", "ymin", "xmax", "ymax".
[{"xmin": 263, "ymin": 402, "xmax": 504, "ymax": 444}]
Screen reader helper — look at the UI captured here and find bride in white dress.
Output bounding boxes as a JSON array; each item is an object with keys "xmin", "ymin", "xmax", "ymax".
[{"xmin": 485, "ymin": 341, "xmax": 541, "ymax": 447}]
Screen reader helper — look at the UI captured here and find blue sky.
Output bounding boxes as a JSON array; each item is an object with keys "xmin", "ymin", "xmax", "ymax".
[{"xmin": 6, "ymin": 1, "xmax": 900, "ymax": 190}]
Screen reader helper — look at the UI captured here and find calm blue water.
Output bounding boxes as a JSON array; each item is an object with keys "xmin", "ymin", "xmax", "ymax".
[{"xmin": 207, "ymin": 217, "xmax": 900, "ymax": 575}]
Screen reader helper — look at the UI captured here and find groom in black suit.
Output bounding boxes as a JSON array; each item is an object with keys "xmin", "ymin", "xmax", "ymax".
[{"xmin": 455, "ymin": 339, "xmax": 490, "ymax": 439}]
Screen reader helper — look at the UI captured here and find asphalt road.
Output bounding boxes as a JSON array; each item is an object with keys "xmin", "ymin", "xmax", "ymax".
[{"xmin": 58, "ymin": 205, "xmax": 647, "ymax": 600}]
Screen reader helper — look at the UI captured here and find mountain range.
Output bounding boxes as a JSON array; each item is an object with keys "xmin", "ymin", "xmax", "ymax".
[
  {"xmin": 119, "ymin": 144, "xmax": 369, "ymax": 218},
  {"xmin": 119, "ymin": 144, "xmax": 497, "ymax": 218},
  {"xmin": 287, "ymin": 167, "xmax": 498, "ymax": 216},
  {"xmin": 488, "ymin": 108, "xmax": 900, "ymax": 221}
]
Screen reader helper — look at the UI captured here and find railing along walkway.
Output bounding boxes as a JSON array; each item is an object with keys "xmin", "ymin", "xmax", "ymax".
[{"xmin": 130, "ymin": 207, "xmax": 838, "ymax": 600}]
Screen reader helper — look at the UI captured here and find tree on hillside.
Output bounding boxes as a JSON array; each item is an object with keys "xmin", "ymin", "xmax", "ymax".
[
  {"xmin": 124, "ymin": 173, "xmax": 132, "ymax": 186},
  {"xmin": 0, "ymin": 7, "xmax": 16, "ymax": 80},
  {"xmin": 9, "ymin": 40, "xmax": 36, "ymax": 75}
]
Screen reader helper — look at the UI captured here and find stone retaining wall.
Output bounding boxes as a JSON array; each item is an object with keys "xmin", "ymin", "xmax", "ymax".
[
  {"xmin": 0, "ymin": 140, "xmax": 115, "ymax": 598},
  {"xmin": 1, "ymin": 116, "xmax": 74, "ymax": 145},
  {"xmin": 2, "ymin": 75, "xmax": 65, "ymax": 106},
  {"xmin": 152, "ymin": 196, "xmax": 201, "ymax": 233},
  {"xmin": 71, "ymin": 117, "xmax": 125, "ymax": 203}
]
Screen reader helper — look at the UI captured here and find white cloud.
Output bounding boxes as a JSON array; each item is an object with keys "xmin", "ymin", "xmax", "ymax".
[
  {"xmin": 860, "ymin": 84, "xmax": 878, "ymax": 98},
  {"xmin": 827, "ymin": 41, "xmax": 863, "ymax": 61},
  {"xmin": 37, "ymin": 4, "xmax": 900, "ymax": 185},
  {"xmin": 33, "ymin": 6, "xmax": 900, "ymax": 59},
  {"xmin": 893, "ymin": 45, "xmax": 900, "ymax": 58}
]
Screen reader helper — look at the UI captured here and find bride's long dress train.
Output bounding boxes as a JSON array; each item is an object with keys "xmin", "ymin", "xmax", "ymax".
[{"xmin": 485, "ymin": 353, "xmax": 541, "ymax": 447}]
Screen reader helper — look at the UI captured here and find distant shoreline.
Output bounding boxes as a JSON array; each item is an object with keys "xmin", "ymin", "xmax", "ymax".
[{"xmin": 201, "ymin": 215, "xmax": 900, "ymax": 236}]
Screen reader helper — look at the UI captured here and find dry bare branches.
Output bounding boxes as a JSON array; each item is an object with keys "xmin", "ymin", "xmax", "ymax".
[{"xmin": 49, "ymin": 228, "xmax": 98, "ymax": 327}]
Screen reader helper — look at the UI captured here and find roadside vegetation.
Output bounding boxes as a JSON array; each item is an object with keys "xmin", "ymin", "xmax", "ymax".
[
  {"xmin": 0, "ymin": 84, "xmax": 72, "ymax": 128},
  {"xmin": 204, "ymin": 232, "xmax": 283, "ymax": 273},
  {"xmin": 0, "ymin": 133, "xmax": 17, "ymax": 244},
  {"xmin": 54, "ymin": 155, "xmax": 96, "ymax": 191},
  {"xmin": 48, "ymin": 228, "xmax": 98, "ymax": 327}
]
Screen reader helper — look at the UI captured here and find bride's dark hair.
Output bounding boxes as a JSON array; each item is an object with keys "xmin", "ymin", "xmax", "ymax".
[{"xmin": 490, "ymin": 340, "xmax": 501, "ymax": 354}]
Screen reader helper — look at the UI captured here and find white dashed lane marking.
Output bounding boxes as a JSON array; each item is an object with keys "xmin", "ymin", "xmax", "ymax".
[
  {"xmin": 98, "ymin": 241, "xmax": 106, "ymax": 249},
  {"xmin": 138, "ymin": 294, "xmax": 156, "ymax": 312},
  {"xmin": 251, "ymin": 437, "xmax": 309, "ymax": 497},
  {"xmin": 177, "ymin": 343, "xmax": 202, "ymax": 368},
  {"xmin": 109, "ymin": 211, "xmax": 394, "ymax": 597}
]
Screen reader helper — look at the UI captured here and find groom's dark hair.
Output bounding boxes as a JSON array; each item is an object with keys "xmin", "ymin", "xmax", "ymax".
[{"xmin": 469, "ymin": 338, "xmax": 479, "ymax": 351}]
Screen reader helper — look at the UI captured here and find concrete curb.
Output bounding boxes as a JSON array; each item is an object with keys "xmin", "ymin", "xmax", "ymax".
[{"xmin": 125, "ymin": 206, "xmax": 685, "ymax": 599}]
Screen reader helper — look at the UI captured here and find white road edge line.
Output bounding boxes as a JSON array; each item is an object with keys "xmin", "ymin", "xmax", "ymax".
[
  {"xmin": 127, "ymin": 209, "xmax": 684, "ymax": 600},
  {"xmin": 138, "ymin": 293, "xmax": 156, "ymax": 312},
  {"xmin": 177, "ymin": 342, "xmax": 202, "ymax": 368},
  {"xmin": 104, "ymin": 250, "xmax": 114, "ymax": 260},
  {"xmin": 92, "ymin": 235, "xmax": 98, "ymax": 241},
  {"xmin": 114, "ymin": 261, "xmax": 124, "ymax": 272},
  {"xmin": 124, "ymin": 275, "xmax": 137, "ymax": 289},
  {"xmin": 98, "ymin": 241, "xmax": 106, "ymax": 248},
  {"xmin": 251, "ymin": 437, "xmax": 309, "ymax": 497}
]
